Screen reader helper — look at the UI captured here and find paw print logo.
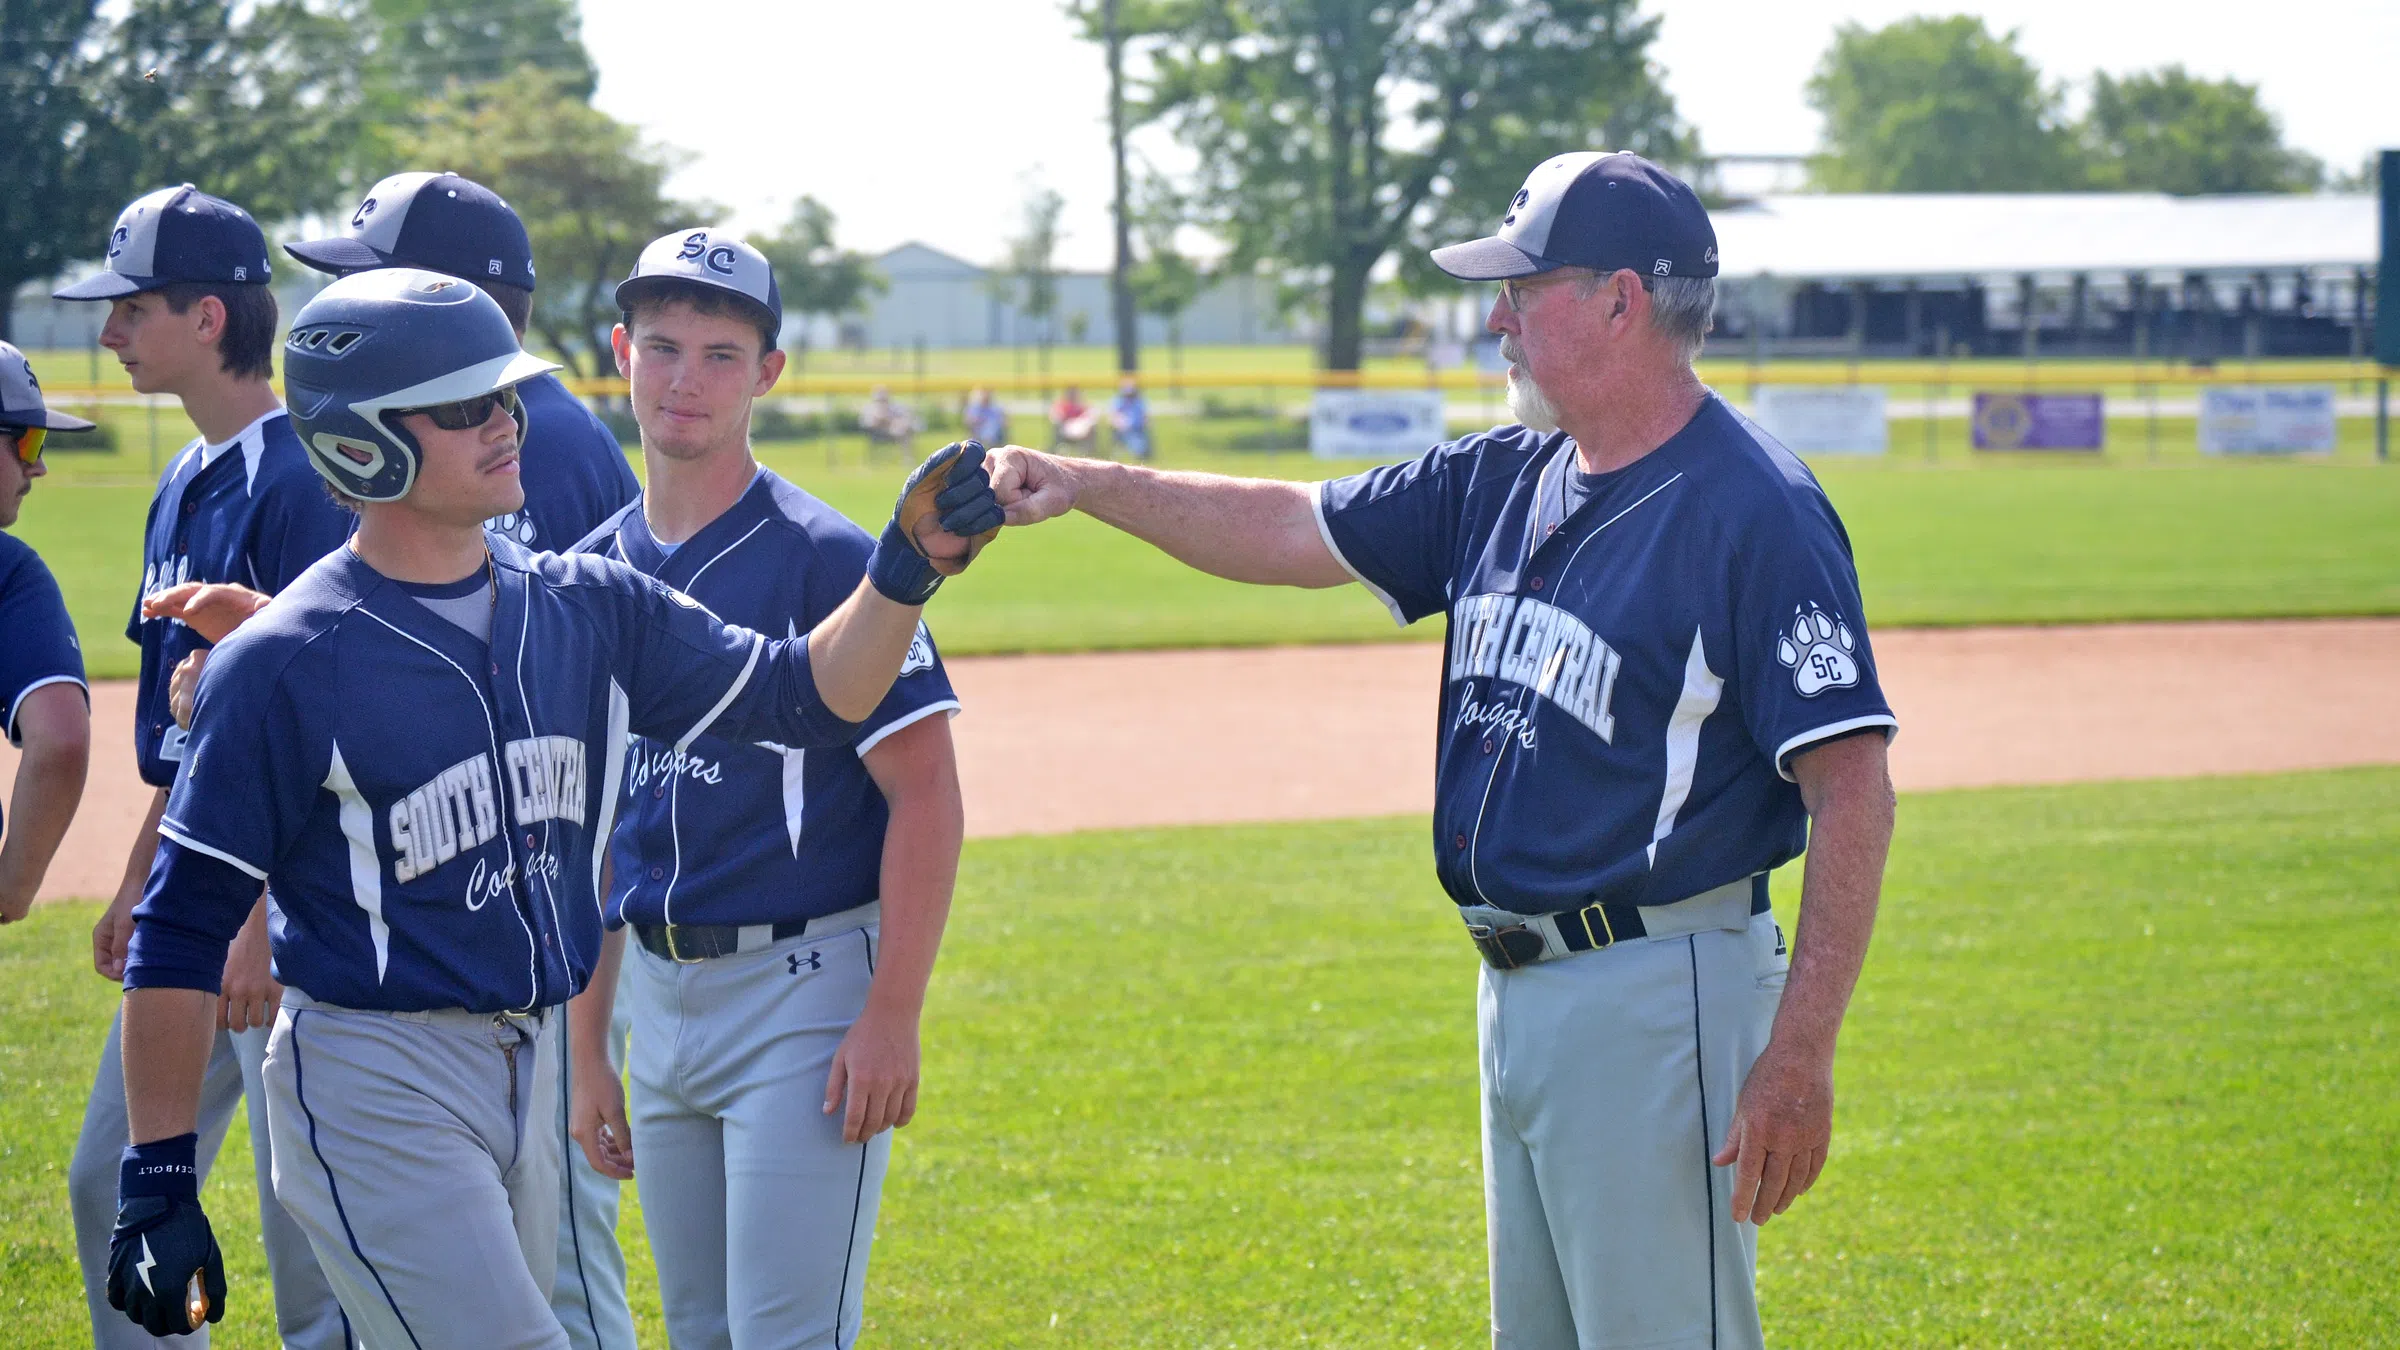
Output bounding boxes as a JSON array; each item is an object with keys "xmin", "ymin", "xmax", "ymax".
[
  {"xmin": 483, "ymin": 510, "xmax": 538, "ymax": 546},
  {"xmin": 1774, "ymin": 604, "xmax": 1860, "ymax": 697}
]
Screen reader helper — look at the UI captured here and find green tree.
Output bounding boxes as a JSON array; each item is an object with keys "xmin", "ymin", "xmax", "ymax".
[
  {"xmin": 1125, "ymin": 174, "xmax": 1205, "ymax": 378},
  {"xmin": 1141, "ymin": 0, "xmax": 1689, "ymax": 370},
  {"xmin": 2082, "ymin": 66, "xmax": 2322, "ymax": 194},
  {"xmin": 753, "ymin": 196, "xmax": 886, "ymax": 367},
  {"xmin": 0, "ymin": 0, "xmax": 124, "ymax": 342},
  {"xmin": 1000, "ymin": 184, "xmax": 1067, "ymax": 379},
  {"xmin": 1806, "ymin": 16, "xmax": 2085, "ymax": 192},
  {"xmin": 404, "ymin": 68, "xmax": 704, "ymax": 376},
  {"xmin": 363, "ymin": 0, "xmax": 595, "ymax": 98}
]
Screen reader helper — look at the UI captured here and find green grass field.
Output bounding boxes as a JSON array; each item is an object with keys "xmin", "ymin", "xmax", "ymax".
[
  {"xmin": 13, "ymin": 404, "xmax": 2397, "ymax": 679},
  {"xmin": 2, "ymin": 768, "xmax": 2393, "ymax": 1345}
]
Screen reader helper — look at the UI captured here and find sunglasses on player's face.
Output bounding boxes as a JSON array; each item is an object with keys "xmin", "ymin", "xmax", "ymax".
[
  {"xmin": 404, "ymin": 389, "xmax": 518, "ymax": 432},
  {"xmin": 4, "ymin": 425, "xmax": 43, "ymax": 467}
]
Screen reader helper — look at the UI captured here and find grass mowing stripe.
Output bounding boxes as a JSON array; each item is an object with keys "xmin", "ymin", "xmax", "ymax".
[{"xmin": 4, "ymin": 768, "xmax": 2391, "ymax": 1345}]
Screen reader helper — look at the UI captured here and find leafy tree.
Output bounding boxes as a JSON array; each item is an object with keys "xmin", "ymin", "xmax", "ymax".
[
  {"xmin": 2081, "ymin": 66, "xmax": 2322, "ymax": 194},
  {"xmin": 999, "ymin": 184, "xmax": 1067, "ymax": 377},
  {"xmin": 363, "ymin": 0, "xmax": 595, "ymax": 99},
  {"xmin": 1142, "ymin": 0, "xmax": 1690, "ymax": 370},
  {"xmin": 404, "ymin": 68, "xmax": 704, "ymax": 376},
  {"xmin": 1126, "ymin": 173, "xmax": 1205, "ymax": 376},
  {"xmin": 1806, "ymin": 16, "xmax": 2084, "ymax": 192},
  {"xmin": 753, "ymin": 196, "xmax": 886, "ymax": 366},
  {"xmin": 0, "ymin": 0, "xmax": 124, "ymax": 342}
]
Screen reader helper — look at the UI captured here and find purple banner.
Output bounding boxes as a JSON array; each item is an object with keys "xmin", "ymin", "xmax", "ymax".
[{"xmin": 1972, "ymin": 392, "xmax": 2104, "ymax": 451}]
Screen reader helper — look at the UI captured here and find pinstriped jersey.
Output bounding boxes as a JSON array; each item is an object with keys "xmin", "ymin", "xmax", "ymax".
[
  {"xmin": 1315, "ymin": 395, "xmax": 1896, "ymax": 916},
  {"xmin": 139, "ymin": 538, "xmax": 860, "ymax": 1013},
  {"xmin": 576, "ymin": 469, "xmax": 959, "ymax": 928}
]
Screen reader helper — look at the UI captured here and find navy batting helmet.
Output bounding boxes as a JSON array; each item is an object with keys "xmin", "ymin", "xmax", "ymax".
[{"xmin": 283, "ymin": 268, "xmax": 558, "ymax": 502}]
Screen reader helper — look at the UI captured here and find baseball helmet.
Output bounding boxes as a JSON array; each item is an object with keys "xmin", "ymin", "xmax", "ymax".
[{"xmin": 283, "ymin": 268, "xmax": 558, "ymax": 502}]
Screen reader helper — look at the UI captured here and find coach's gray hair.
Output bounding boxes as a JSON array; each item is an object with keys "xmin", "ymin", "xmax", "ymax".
[{"xmin": 1575, "ymin": 272, "xmax": 1716, "ymax": 364}]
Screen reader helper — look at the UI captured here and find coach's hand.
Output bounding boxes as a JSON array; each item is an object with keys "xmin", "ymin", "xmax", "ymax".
[
  {"xmin": 1712, "ymin": 1037, "xmax": 1833, "ymax": 1226},
  {"xmin": 824, "ymin": 1003, "xmax": 920, "ymax": 1144},
  {"xmin": 170, "ymin": 650, "xmax": 208, "ymax": 730},
  {"xmin": 868, "ymin": 441, "xmax": 1006, "ymax": 604},
  {"xmin": 142, "ymin": 581, "xmax": 271, "ymax": 645},
  {"xmin": 93, "ymin": 882, "xmax": 138, "ymax": 982},
  {"xmin": 984, "ymin": 445, "xmax": 1080, "ymax": 526},
  {"xmin": 569, "ymin": 1049, "xmax": 635, "ymax": 1181},
  {"xmin": 108, "ymin": 1134, "xmax": 227, "ymax": 1335}
]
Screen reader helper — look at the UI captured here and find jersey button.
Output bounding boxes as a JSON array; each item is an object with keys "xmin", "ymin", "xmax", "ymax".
[
  {"xmin": 523, "ymin": 832, "xmax": 537, "ymax": 849},
  {"xmin": 651, "ymin": 785, "xmax": 666, "ymax": 799},
  {"xmin": 649, "ymin": 866, "xmax": 665, "ymax": 880},
  {"xmin": 1528, "ymin": 576, "xmax": 1544, "ymax": 591},
  {"xmin": 181, "ymin": 501, "xmax": 197, "ymax": 517},
  {"xmin": 1482, "ymin": 738, "xmax": 1494, "ymax": 754},
  {"xmin": 1453, "ymin": 833, "xmax": 1467, "ymax": 850}
]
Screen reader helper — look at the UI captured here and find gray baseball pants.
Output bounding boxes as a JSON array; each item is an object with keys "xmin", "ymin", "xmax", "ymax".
[
  {"xmin": 554, "ymin": 959, "xmax": 638, "ymax": 1350},
  {"xmin": 261, "ymin": 992, "xmax": 564, "ymax": 1350},
  {"xmin": 68, "ymin": 1008, "xmax": 348, "ymax": 1350},
  {"xmin": 1473, "ymin": 880, "xmax": 1786, "ymax": 1350},
  {"xmin": 627, "ymin": 904, "xmax": 889, "ymax": 1350}
]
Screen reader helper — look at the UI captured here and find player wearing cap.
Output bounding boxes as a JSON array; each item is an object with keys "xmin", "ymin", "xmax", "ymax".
[
  {"xmin": 52, "ymin": 184, "xmax": 353, "ymax": 1350},
  {"xmin": 561, "ymin": 229, "xmax": 964, "ymax": 1349},
  {"xmin": 0, "ymin": 342, "xmax": 95, "ymax": 926},
  {"xmin": 286, "ymin": 170, "xmax": 641, "ymax": 552},
  {"xmin": 988, "ymin": 152, "xmax": 1896, "ymax": 1349},
  {"xmin": 105, "ymin": 267, "xmax": 1004, "ymax": 1345}
]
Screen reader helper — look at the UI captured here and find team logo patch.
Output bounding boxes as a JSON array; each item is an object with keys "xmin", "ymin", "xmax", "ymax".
[
  {"xmin": 1775, "ymin": 604, "xmax": 1860, "ymax": 697},
  {"xmin": 900, "ymin": 622, "xmax": 936, "ymax": 676}
]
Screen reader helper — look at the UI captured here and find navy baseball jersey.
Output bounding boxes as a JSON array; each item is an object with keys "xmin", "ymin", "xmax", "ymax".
[
  {"xmin": 577, "ymin": 469, "xmax": 959, "ymax": 928},
  {"xmin": 482, "ymin": 372, "xmax": 639, "ymax": 551},
  {"xmin": 128, "ymin": 409, "xmax": 353, "ymax": 785},
  {"xmin": 0, "ymin": 531, "xmax": 85, "ymax": 748},
  {"xmin": 124, "ymin": 537, "xmax": 864, "ymax": 1013},
  {"xmin": 1316, "ymin": 395, "xmax": 1896, "ymax": 916}
]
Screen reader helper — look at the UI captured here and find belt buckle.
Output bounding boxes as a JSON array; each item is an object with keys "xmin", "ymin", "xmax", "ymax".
[
  {"xmin": 1467, "ymin": 922, "xmax": 1541, "ymax": 970},
  {"xmin": 1576, "ymin": 904, "xmax": 1618, "ymax": 952},
  {"xmin": 663, "ymin": 926, "xmax": 706, "ymax": 965}
]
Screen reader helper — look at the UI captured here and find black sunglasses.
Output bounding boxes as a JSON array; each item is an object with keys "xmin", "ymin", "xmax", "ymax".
[{"xmin": 404, "ymin": 389, "xmax": 519, "ymax": 432}]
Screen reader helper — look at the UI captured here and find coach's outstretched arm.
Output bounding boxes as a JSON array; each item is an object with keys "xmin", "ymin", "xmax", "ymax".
[{"xmin": 986, "ymin": 447, "xmax": 1353, "ymax": 589}]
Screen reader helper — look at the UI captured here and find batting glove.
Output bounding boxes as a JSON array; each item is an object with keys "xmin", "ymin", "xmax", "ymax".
[
  {"xmin": 869, "ymin": 440, "xmax": 1005, "ymax": 604},
  {"xmin": 107, "ymin": 1134, "xmax": 227, "ymax": 1336}
]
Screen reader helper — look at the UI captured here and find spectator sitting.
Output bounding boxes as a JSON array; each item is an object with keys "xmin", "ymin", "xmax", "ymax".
[
  {"xmin": 859, "ymin": 385, "xmax": 920, "ymax": 457},
  {"xmin": 1108, "ymin": 378, "xmax": 1152, "ymax": 461},
  {"xmin": 963, "ymin": 387, "xmax": 1008, "ymax": 447},
  {"xmin": 1050, "ymin": 385, "xmax": 1097, "ymax": 455}
]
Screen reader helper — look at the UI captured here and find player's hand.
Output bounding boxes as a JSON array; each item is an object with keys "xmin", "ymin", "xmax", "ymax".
[
  {"xmin": 218, "ymin": 904, "xmax": 281, "ymax": 1033},
  {"xmin": 824, "ymin": 1003, "xmax": 921, "ymax": 1144},
  {"xmin": 1711, "ymin": 1037, "xmax": 1834, "ymax": 1226},
  {"xmin": 169, "ymin": 649, "xmax": 209, "ymax": 730},
  {"xmin": 142, "ymin": 581, "xmax": 271, "ymax": 645},
  {"xmin": 107, "ymin": 1195, "xmax": 227, "ymax": 1335},
  {"xmin": 867, "ymin": 441, "xmax": 1006, "ymax": 604},
  {"xmin": 984, "ymin": 445, "xmax": 1079, "ymax": 526},
  {"xmin": 93, "ymin": 881, "xmax": 139, "ymax": 981},
  {"xmin": 568, "ymin": 1051, "xmax": 635, "ymax": 1181}
]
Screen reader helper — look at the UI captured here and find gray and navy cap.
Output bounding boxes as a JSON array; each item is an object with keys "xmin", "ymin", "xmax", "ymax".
[
  {"xmin": 53, "ymin": 184, "xmax": 273, "ymax": 301},
  {"xmin": 0, "ymin": 342, "xmax": 98, "ymax": 432},
  {"xmin": 285, "ymin": 171, "xmax": 537, "ymax": 292},
  {"xmin": 615, "ymin": 229, "xmax": 782, "ymax": 342},
  {"xmin": 1431, "ymin": 151, "xmax": 1718, "ymax": 283}
]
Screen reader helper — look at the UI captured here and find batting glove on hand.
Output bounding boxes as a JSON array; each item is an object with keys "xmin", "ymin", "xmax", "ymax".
[
  {"xmin": 869, "ymin": 440, "xmax": 1005, "ymax": 604},
  {"xmin": 107, "ymin": 1135, "xmax": 227, "ymax": 1336}
]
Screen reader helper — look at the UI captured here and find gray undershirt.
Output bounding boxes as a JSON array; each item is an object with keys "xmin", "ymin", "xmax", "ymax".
[{"xmin": 408, "ymin": 579, "xmax": 495, "ymax": 645}]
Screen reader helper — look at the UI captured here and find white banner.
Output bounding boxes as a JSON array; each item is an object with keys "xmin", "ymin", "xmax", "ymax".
[
  {"xmin": 2198, "ymin": 386, "xmax": 2337, "ymax": 454},
  {"xmin": 1310, "ymin": 390, "xmax": 1447, "ymax": 459},
  {"xmin": 1751, "ymin": 386, "xmax": 1888, "ymax": 455}
]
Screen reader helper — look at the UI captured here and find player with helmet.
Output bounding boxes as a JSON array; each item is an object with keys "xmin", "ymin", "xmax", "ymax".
[
  {"xmin": 106, "ymin": 266, "xmax": 1005, "ymax": 1346},
  {"xmin": 561, "ymin": 228, "xmax": 965, "ymax": 1349},
  {"xmin": 53, "ymin": 183, "xmax": 352, "ymax": 1350}
]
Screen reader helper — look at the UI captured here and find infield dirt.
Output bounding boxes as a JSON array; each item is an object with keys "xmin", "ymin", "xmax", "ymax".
[{"xmin": 14, "ymin": 617, "xmax": 2399, "ymax": 904}]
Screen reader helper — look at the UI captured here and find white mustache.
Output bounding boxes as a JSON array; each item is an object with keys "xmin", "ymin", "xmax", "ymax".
[{"xmin": 1499, "ymin": 335, "xmax": 1525, "ymax": 366}]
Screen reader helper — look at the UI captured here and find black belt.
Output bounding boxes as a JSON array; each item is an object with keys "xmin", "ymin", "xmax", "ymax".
[
  {"xmin": 633, "ymin": 919, "xmax": 811, "ymax": 963},
  {"xmin": 1468, "ymin": 876, "xmax": 1771, "ymax": 970}
]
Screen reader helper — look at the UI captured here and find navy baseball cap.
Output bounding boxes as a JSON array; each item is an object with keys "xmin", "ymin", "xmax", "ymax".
[
  {"xmin": 615, "ymin": 228, "xmax": 782, "ymax": 342},
  {"xmin": 285, "ymin": 171, "xmax": 538, "ymax": 291},
  {"xmin": 1431, "ymin": 151, "xmax": 1718, "ymax": 283},
  {"xmin": 53, "ymin": 184, "xmax": 273, "ymax": 301},
  {"xmin": 0, "ymin": 342, "xmax": 97, "ymax": 432}
]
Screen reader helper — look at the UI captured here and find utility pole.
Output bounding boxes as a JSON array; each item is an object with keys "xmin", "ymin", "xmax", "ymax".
[{"xmin": 1106, "ymin": 0, "xmax": 1140, "ymax": 374}]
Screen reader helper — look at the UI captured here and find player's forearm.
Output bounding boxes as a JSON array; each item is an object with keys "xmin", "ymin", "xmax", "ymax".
[
  {"xmin": 567, "ymin": 926, "xmax": 625, "ymax": 1072},
  {"xmin": 1056, "ymin": 458, "xmax": 1352, "ymax": 588},
  {"xmin": 1774, "ymin": 741, "xmax": 1896, "ymax": 1061},
  {"xmin": 120, "ymin": 987, "xmax": 221, "ymax": 1144},
  {"xmin": 805, "ymin": 584, "xmax": 924, "ymax": 725},
  {"xmin": 0, "ymin": 719, "xmax": 91, "ymax": 919},
  {"xmin": 863, "ymin": 765, "xmax": 962, "ymax": 1024}
]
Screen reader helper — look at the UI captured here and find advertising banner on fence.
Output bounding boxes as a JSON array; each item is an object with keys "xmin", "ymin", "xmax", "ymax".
[
  {"xmin": 1751, "ymin": 386, "xmax": 1888, "ymax": 454},
  {"xmin": 2197, "ymin": 385, "xmax": 2337, "ymax": 454},
  {"xmin": 1310, "ymin": 389, "xmax": 1446, "ymax": 459},
  {"xmin": 1972, "ymin": 392, "xmax": 2104, "ymax": 451}
]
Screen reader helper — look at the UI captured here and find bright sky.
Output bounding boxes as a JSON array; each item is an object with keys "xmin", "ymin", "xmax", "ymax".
[{"xmin": 579, "ymin": 0, "xmax": 2400, "ymax": 272}]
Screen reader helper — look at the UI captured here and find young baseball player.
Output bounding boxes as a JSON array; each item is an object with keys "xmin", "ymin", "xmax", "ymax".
[
  {"xmin": 0, "ymin": 343, "xmax": 95, "ymax": 926},
  {"xmin": 285, "ymin": 170, "xmax": 641, "ymax": 553},
  {"xmin": 106, "ymin": 266, "xmax": 1003, "ymax": 1346},
  {"xmin": 51, "ymin": 184, "xmax": 353, "ymax": 1350},
  {"xmin": 988, "ymin": 153, "xmax": 1896, "ymax": 1350},
  {"xmin": 563, "ymin": 228, "xmax": 965, "ymax": 1350}
]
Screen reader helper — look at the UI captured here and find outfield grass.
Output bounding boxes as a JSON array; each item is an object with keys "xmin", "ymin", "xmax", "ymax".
[
  {"xmin": 3, "ymin": 768, "xmax": 2395, "ymax": 1345},
  {"xmin": 14, "ymin": 406, "xmax": 2398, "ymax": 679}
]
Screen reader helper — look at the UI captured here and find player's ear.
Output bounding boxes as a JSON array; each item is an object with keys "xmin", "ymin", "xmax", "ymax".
[
  {"xmin": 755, "ymin": 345, "xmax": 786, "ymax": 396},
  {"xmin": 610, "ymin": 323, "xmax": 633, "ymax": 379}
]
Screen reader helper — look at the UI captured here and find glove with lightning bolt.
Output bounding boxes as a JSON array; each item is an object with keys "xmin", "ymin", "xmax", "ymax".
[
  {"xmin": 866, "ymin": 440, "xmax": 1006, "ymax": 604},
  {"xmin": 107, "ymin": 1133, "xmax": 227, "ymax": 1335}
]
